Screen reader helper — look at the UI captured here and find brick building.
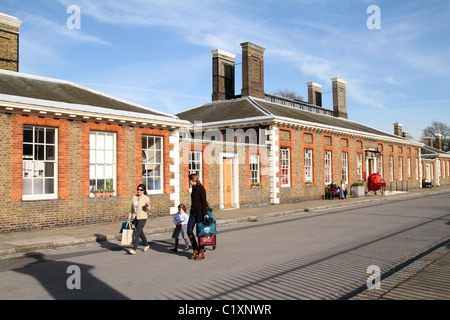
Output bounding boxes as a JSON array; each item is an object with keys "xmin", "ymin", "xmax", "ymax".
[
  {"xmin": 177, "ymin": 43, "xmax": 447, "ymax": 209},
  {"xmin": 1, "ymin": 13, "xmax": 448, "ymax": 233},
  {"xmin": 420, "ymin": 134, "xmax": 450, "ymax": 187}
]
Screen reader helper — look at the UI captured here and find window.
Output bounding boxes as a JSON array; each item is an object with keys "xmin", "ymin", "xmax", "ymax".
[
  {"xmin": 23, "ymin": 126, "xmax": 57, "ymax": 199},
  {"xmin": 415, "ymin": 158, "xmax": 419, "ymax": 180},
  {"xmin": 250, "ymin": 154, "xmax": 260, "ymax": 185},
  {"xmin": 280, "ymin": 148, "xmax": 290, "ymax": 186},
  {"xmin": 142, "ymin": 135, "xmax": 163, "ymax": 193},
  {"xmin": 407, "ymin": 158, "xmax": 412, "ymax": 179},
  {"xmin": 90, "ymin": 131, "xmax": 116, "ymax": 195},
  {"xmin": 189, "ymin": 150, "xmax": 203, "ymax": 182},
  {"xmin": 304, "ymin": 149, "xmax": 313, "ymax": 182},
  {"xmin": 447, "ymin": 161, "xmax": 450, "ymax": 176},
  {"xmin": 398, "ymin": 156, "xmax": 403, "ymax": 181},
  {"xmin": 357, "ymin": 153, "xmax": 363, "ymax": 181},
  {"xmin": 378, "ymin": 155, "xmax": 383, "ymax": 178},
  {"xmin": 389, "ymin": 156, "xmax": 394, "ymax": 181},
  {"xmin": 324, "ymin": 150, "xmax": 332, "ymax": 185},
  {"xmin": 342, "ymin": 152, "xmax": 348, "ymax": 183}
]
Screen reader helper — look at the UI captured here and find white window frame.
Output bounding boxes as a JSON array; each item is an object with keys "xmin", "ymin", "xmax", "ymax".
[
  {"xmin": 342, "ymin": 151, "xmax": 348, "ymax": 183},
  {"xmin": 399, "ymin": 156, "xmax": 403, "ymax": 181},
  {"xmin": 378, "ymin": 155, "xmax": 383, "ymax": 178},
  {"xmin": 189, "ymin": 150, "xmax": 203, "ymax": 183},
  {"xmin": 415, "ymin": 158, "xmax": 419, "ymax": 180},
  {"xmin": 142, "ymin": 135, "xmax": 164, "ymax": 194},
  {"xmin": 280, "ymin": 148, "xmax": 290, "ymax": 187},
  {"xmin": 22, "ymin": 126, "xmax": 58, "ymax": 200},
  {"xmin": 407, "ymin": 157, "xmax": 412, "ymax": 179},
  {"xmin": 90, "ymin": 131, "xmax": 116, "ymax": 196},
  {"xmin": 389, "ymin": 156, "xmax": 394, "ymax": 181},
  {"xmin": 324, "ymin": 150, "xmax": 332, "ymax": 185},
  {"xmin": 357, "ymin": 153, "xmax": 363, "ymax": 181},
  {"xmin": 304, "ymin": 149, "xmax": 313, "ymax": 183},
  {"xmin": 250, "ymin": 153, "xmax": 260, "ymax": 185}
]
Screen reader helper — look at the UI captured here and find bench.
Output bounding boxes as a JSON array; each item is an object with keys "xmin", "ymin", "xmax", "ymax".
[{"xmin": 324, "ymin": 185, "xmax": 342, "ymax": 200}]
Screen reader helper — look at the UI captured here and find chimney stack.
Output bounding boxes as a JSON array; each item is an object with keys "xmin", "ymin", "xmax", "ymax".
[
  {"xmin": 241, "ymin": 42, "xmax": 265, "ymax": 99},
  {"xmin": 307, "ymin": 82, "xmax": 322, "ymax": 107},
  {"xmin": 435, "ymin": 133, "xmax": 443, "ymax": 150},
  {"xmin": 393, "ymin": 122, "xmax": 403, "ymax": 137},
  {"xmin": 422, "ymin": 137, "xmax": 433, "ymax": 148},
  {"xmin": 0, "ymin": 13, "xmax": 22, "ymax": 72},
  {"xmin": 331, "ymin": 78, "xmax": 347, "ymax": 119},
  {"xmin": 212, "ymin": 49, "xmax": 236, "ymax": 101}
]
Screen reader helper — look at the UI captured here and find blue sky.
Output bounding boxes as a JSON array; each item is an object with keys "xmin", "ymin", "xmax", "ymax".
[{"xmin": 2, "ymin": 0, "xmax": 450, "ymax": 140}]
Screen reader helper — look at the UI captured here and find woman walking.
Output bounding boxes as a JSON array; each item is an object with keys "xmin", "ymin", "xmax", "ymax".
[
  {"xmin": 187, "ymin": 173, "xmax": 209, "ymax": 260},
  {"xmin": 127, "ymin": 184, "xmax": 150, "ymax": 255}
]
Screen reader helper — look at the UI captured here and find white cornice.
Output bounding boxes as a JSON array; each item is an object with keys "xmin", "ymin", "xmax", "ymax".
[
  {"xmin": 0, "ymin": 13, "xmax": 22, "ymax": 29},
  {"xmin": 0, "ymin": 97, "xmax": 191, "ymax": 129}
]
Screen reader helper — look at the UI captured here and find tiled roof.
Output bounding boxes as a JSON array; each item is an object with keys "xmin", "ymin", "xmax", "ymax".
[
  {"xmin": 176, "ymin": 97, "xmax": 269, "ymax": 123},
  {"xmin": 177, "ymin": 96, "xmax": 415, "ymax": 142},
  {"xmin": 0, "ymin": 69, "xmax": 178, "ymax": 119}
]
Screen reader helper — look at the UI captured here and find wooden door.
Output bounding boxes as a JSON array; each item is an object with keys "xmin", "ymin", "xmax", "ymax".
[{"xmin": 223, "ymin": 158, "xmax": 233, "ymax": 209}]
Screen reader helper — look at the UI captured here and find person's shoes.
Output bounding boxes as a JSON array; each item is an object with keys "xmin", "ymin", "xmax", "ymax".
[
  {"xmin": 170, "ymin": 247, "xmax": 178, "ymax": 252},
  {"xmin": 195, "ymin": 249, "xmax": 205, "ymax": 260},
  {"xmin": 189, "ymin": 250, "xmax": 199, "ymax": 260},
  {"xmin": 129, "ymin": 249, "xmax": 136, "ymax": 255},
  {"xmin": 184, "ymin": 244, "xmax": 190, "ymax": 251},
  {"xmin": 143, "ymin": 245, "xmax": 149, "ymax": 252}
]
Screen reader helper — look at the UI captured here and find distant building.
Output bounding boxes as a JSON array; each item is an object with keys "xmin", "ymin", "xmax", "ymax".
[{"xmin": 0, "ymin": 13, "xmax": 448, "ymax": 233}]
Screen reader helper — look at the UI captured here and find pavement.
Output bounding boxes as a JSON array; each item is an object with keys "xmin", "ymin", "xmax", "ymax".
[{"xmin": 0, "ymin": 186, "xmax": 449, "ymax": 300}]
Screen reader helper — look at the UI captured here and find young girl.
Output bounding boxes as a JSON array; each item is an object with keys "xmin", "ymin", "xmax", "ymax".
[{"xmin": 170, "ymin": 204, "xmax": 190, "ymax": 252}]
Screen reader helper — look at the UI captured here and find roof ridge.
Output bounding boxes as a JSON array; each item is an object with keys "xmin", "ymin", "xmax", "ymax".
[{"xmin": 247, "ymin": 96, "xmax": 271, "ymax": 116}]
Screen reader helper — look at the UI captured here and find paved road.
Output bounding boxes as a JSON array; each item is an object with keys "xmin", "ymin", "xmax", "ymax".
[{"xmin": 0, "ymin": 192, "xmax": 448, "ymax": 300}]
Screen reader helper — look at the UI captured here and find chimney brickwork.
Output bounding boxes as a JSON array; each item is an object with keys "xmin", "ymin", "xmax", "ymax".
[
  {"xmin": 422, "ymin": 137, "xmax": 433, "ymax": 148},
  {"xmin": 0, "ymin": 13, "xmax": 22, "ymax": 72},
  {"xmin": 241, "ymin": 42, "xmax": 265, "ymax": 99},
  {"xmin": 307, "ymin": 82, "xmax": 322, "ymax": 107},
  {"xmin": 212, "ymin": 49, "xmax": 236, "ymax": 101},
  {"xmin": 332, "ymin": 78, "xmax": 347, "ymax": 119},
  {"xmin": 393, "ymin": 122, "xmax": 403, "ymax": 137},
  {"xmin": 435, "ymin": 133, "xmax": 443, "ymax": 150}
]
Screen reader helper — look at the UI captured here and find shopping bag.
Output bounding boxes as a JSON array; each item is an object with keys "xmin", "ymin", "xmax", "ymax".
[
  {"xmin": 121, "ymin": 228, "xmax": 134, "ymax": 245},
  {"xmin": 199, "ymin": 234, "xmax": 216, "ymax": 246},
  {"xmin": 121, "ymin": 222, "xmax": 135, "ymax": 245},
  {"xmin": 119, "ymin": 221, "xmax": 130, "ymax": 234},
  {"xmin": 197, "ymin": 218, "xmax": 217, "ymax": 237}
]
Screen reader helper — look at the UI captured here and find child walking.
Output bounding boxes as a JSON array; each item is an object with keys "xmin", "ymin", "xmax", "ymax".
[{"xmin": 170, "ymin": 204, "xmax": 190, "ymax": 252}]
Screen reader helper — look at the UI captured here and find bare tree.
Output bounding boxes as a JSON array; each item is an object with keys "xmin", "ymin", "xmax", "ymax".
[
  {"xmin": 422, "ymin": 121, "xmax": 450, "ymax": 151},
  {"xmin": 273, "ymin": 89, "xmax": 304, "ymax": 102}
]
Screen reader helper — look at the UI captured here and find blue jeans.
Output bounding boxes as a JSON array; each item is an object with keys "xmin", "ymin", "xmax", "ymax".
[{"xmin": 187, "ymin": 213, "xmax": 203, "ymax": 237}]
